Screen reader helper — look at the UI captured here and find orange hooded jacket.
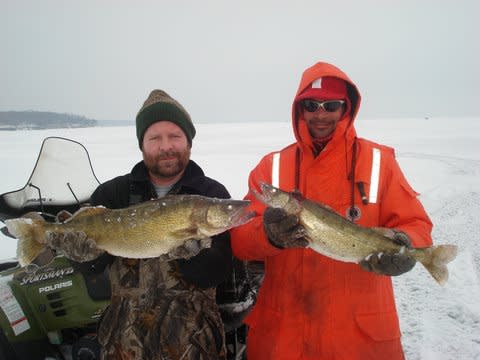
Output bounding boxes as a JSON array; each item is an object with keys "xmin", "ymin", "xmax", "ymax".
[{"xmin": 230, "ymin": 62, "xmax": 433, "ymax": 360}]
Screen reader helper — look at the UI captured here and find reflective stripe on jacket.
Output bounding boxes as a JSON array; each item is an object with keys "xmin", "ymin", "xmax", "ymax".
[{"xmin": 231, "ymin": 62, "xmax": 433, "ymax": 360}]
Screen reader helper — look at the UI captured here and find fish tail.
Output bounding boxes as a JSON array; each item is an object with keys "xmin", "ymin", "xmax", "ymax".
[
  {"xmin": 418, "ymin": 244, "xmax": 458, "ymax": 286},
  {"xmin": 5, "ymin": 215, "xmax": 46, "ymax": 266}
]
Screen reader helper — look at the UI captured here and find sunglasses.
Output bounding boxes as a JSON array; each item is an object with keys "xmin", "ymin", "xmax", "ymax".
[{"xmin": 301, "ymin": 99, "xmax": 345, "ymax": 113}]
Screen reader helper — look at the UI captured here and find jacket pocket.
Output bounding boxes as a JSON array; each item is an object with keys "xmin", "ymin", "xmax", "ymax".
[{"xmin": 355, "ymin": 311, "xmax": 401, "ymax": 341}]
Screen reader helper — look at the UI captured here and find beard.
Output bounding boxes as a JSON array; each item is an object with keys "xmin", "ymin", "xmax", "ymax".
[{"xmin": 143, "ymin": 147, "xmax": 191, "ymax": 180}]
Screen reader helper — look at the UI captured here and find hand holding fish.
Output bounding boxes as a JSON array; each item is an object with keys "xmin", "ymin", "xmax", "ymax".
[
  {"xmin": 359, "ymin": 228, "xmax": 416, "ymax": 276},
  {"xmin": 45, "ymin": 231, "xmax": 105, "ymax": 263},
  {"xmin": 263, "ymin": 207, "xmax": 309, "ymax": 249}
]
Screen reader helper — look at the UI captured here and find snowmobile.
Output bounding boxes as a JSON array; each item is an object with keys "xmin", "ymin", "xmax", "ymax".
[
  {"xmin": 0, "ymin": 137, "xmax": 111, "ymax": 360},
  {"xmin": 0, "ymin": 136, "xmax": 262, "ymax": 360}
]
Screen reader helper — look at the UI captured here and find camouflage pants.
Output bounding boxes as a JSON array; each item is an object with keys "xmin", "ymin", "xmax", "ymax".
[{"xmin": 98, "ymin": 259, "xmax": 226, "ymax": 360}]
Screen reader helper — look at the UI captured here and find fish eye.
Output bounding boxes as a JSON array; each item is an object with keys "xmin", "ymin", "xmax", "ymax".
[{"xmin": 227, "ymin": 204, "xmax": 233, "ymax": 210}]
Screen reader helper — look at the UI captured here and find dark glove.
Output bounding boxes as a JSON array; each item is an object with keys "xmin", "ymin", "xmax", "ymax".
[
  {"xmin": 359, "ymin": 229, "xmax": 415, "ymax": 276},
  {"xmin": 263, "ymin": 207, "xmax": 309, "ymax": 249},
  {"xmin": 45, "ymin": 231, "xmax": 104, "ymax": 262}
]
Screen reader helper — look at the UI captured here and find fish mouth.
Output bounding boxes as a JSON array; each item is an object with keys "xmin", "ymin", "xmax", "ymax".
[
  {"xmin": 252, "ymin": 182, "xmax": 277, "ymax": 206},
  {"xmin": 233, "ymin": 210, "xmax": 256, "ymax": 225},
  {"xmin": 253, "ymin": 183, "xmax": 298, "ymax": 210},
  {"xmin": 228, "ymin": 200, "xmax": 256, "ymax": 226}
]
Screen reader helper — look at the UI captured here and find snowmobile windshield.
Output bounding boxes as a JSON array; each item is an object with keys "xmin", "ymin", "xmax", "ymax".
[{"xmin": 0, "ymin": 137, "xmax": 100, "ymax": 222}]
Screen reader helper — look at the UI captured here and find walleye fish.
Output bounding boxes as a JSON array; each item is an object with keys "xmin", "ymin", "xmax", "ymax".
[
  {"xmin": 5, "ymin": 195, "xmax": 255, "ymax": 266},
  {"xmin": 254, "ymin": 183, "xmax": 457, "ymax": 286}
]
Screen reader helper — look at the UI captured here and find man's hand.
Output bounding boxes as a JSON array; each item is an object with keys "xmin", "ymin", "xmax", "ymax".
[
  {"xmin": 263, "ymin": 207, "xmax": 309, "ymax": 249},
  {"xmin": 359, "ymin": 229, "xmax": 416, "ymax": 276},
  {"xmin": 45, "ymin": 231, "xmax": 104, "ymax": 262}
]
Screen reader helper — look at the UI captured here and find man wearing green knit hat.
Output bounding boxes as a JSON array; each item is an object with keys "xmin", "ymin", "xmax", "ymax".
[
  {"xmin": 48, "ymin": 89, "xmax": 238, "ymax": 359},
  {"xmin": 136, "ymin": 89, "xmax": 196, "ymax": 148},
  {"xmin": 134, "ymin": 89, "xmax": 197, "ymax": 187}
]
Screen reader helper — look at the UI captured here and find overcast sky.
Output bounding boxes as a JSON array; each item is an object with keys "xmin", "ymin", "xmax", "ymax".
[{"xmin": 1, "ymin": 0, "xmax": 479, "ymax": 122}]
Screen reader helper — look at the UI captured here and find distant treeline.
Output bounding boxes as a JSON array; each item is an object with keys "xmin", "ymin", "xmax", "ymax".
[{"xmin": 0, "ymin": 111, "xmax": 97, "ymax": 130}]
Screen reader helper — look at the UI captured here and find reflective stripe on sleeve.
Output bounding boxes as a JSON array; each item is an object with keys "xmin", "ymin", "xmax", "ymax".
[
  {"xmin": 369, "ymin": 148, "xmax": 381, "ymax": 204},
  {"xmin": 272, "ymin": 153, "xmax": 280, "ymax": 188}
]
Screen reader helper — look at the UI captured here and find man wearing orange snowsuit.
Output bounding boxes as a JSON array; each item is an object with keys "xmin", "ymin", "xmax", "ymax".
[{"xmin": 230, "ymin": 61, "xmax": 433, "ymax": 359}]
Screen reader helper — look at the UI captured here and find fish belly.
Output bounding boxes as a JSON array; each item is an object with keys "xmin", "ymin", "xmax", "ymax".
[{"xmin": 304, "ymin": 221, "xmax": 382, "ymax": 264}]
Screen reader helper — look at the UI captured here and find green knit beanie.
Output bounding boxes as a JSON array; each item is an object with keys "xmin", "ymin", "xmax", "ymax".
[{"xmin": 136, "ymin": 89, "xmax": 196, "ymax": 148}]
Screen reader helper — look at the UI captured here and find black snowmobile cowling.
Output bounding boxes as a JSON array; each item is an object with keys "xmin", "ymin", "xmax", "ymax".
[{"xmin": 0, "ymin": 137, "xmax": 111, "ymax": 360}]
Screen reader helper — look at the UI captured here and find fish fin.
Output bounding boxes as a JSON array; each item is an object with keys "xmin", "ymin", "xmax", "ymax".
[
  {"xmin": 22, "ymin": 211, "xmax": 45, "ymax": 221},
  {"xmin": 66, "ymin": 206, "xmax": 107, "ymax": 221},
  {"xmin": 419, "ymin": 245, "xmax": 458, "ymax": 286},
  {"xmin": 371, "ymin": 227, "xmax": 394, "ymax": 238},
  {"xmin": 172, "ymin": 227, "xmax": 199, "ymax": 239},
  {"xmin": 55, "ymin": 210, "xmax": 73, "ymax": 223},
  {"xmin": 5, "ymin": 216, "xmax": 46, "ymax": 266}
]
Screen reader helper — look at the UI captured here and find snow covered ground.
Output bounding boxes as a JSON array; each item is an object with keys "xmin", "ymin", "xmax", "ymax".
[{"xmin": 1, "ymin": 117, "xmax": 479, "ymax": 359}]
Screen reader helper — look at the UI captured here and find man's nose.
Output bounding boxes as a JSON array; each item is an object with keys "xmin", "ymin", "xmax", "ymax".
[{"xmin": 158, "ymin": 139, "xmax": 173, "ymax": 151}]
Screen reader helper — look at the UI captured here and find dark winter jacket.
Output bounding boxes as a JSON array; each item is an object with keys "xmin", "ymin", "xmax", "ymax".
[
  {"xmin": 90, "ymin": 159, "xmax": 232, "ymax": 359},
  {"xmin": 90, "ymin": 160, "xmax": 233, "ymax": 288}
]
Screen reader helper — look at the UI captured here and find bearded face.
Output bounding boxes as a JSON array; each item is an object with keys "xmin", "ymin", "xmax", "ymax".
[
  {"xmin": 143, "ymin": 146, "xmax": 191, "ymax": 179},
  {"xmin": 141, "ymin": 121, "xmax": 191, "ymax": 185}
]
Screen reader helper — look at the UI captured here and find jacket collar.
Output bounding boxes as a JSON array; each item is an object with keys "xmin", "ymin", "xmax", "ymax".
[{"xmin": 130, "ymin": 159, "xmax": 205, "ymax": 194}]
